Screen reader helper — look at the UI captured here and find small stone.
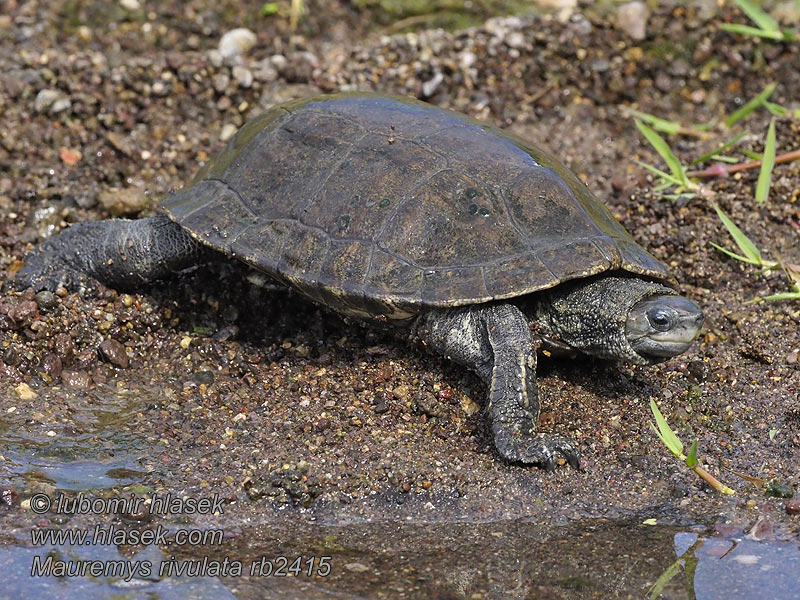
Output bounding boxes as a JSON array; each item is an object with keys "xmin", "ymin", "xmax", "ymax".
[
  {"xmin": 616, "ymin": 1, "xmax": 649, "ymax": 41},
  {"xmin": 344, "ymin": 562, "xmax": 369, "ymax": 573},
  {"xmin": 392, "ymin": 385, "xmax": 409, "ymax": 399},
  {"xmin": 98, "ymin": 339, "xmax": 129, "ymax": 368},
  {"xmin": 232, "ymin": 66, "xmax": 253, "ymax": 88},
  {"xmin": 505, "ymin": 31, "xmax": 526, "ymax": 49},
  {"xmin": 218, "ymin": 28, "xmax": 257, "ymax": 60},
  {"xmin": 54, "ymin": 333, "xmax": 74, "ymax": 362},
  {"xmin": 786, "ymin": 350, "xmax": 798, "ymax": 364},
  {"xmin": 460, "ymin": 396, "xmax": 480, "ymax": 416},
  {"xmin": 213, "ymin": 73, "xmax": 230, "ymax": 93},
  {"xmin": 180, "ymin": 336, "xmax": 193, "ymax": 349},
  {"xmin": 62, "ymin": 370, "xmax": 90, "ymax": 388},
  {"xmin": 35, "ymin": 290, "xmax": 58, "ymax": 311},
  {"xmin": 98, "ymin": 186, "xmax": 148, "ymax": 216},
  {"xmin": 253, "ymin": 59, "xmax": 278, "ymax": 82},
  {"xmin": 786, "ymin": 498, "xmax": 800, "ymax": 515},
  {"xmin": 119, "ymin": 0, "xmax": 140, "ymax": 10},
  {"xmin": 422, "ymin": 71, "xmax": 444, "ymax": 98},
  {"xmin": 41, "ymin": 354, "xmax": 62, "ymax": 381},
  {"xmin": 220, "ymin": 123, "xmax": 238, "ymax": 142},
  {"xmin": 14, "ymin": 383, "xmax": 37, "ymax": 400},
  {"xmin": 34, "ymin": 89, "xmax": 69, "ymax": 114}
]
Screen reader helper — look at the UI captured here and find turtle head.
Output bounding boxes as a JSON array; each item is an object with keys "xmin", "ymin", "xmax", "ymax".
[
  {"xmin": 626, "ymin": 295, "xmax": 704, "ymax": 360},
  {"xmin": 534, "ymin": 276, "xmax": 703, "ymax": 365}
]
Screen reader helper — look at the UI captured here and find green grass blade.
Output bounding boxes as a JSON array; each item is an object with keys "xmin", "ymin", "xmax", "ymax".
[
  {"xmin": 690, "ymin": 131, "xmax": 748, "ymax": 166},
  {"xmin": 713, "ymin": 156, "xmax": 740, "ymax": 163},
  {"xmin": 686, "ymin": 440, "xmax": 698, "ymax": 468},
  {"xmin": 763, "ymin": 100, "xmax": 787, "ymax": 116},
  {"xmin": 650, "ymin": 399, "xmax": 684, "ymax": 456},
  {"xmin": 719, "ymin": 23, "xmax": 784, "ymax": 39},
  {"xmin": 712, "ymin": 204, "xmax": 763, "ymax": 264},
  {"xmin": 634, "ymin": 159, "xmax": 684, "ymax": 187},
  {"xmin": 629, "ymin": 109, "xmax": 681, "ymax": 135},
  {"xmin": 760, "ymin": 291, "xmax": 800, "ymax": 301},
  {"xmin": 725, "ymin": 83, "xmax": 776, "ymax": 127},
  {"xmin": 756, "ymin": 119, "xmax": 777, "ymax": 204},
  {"xmin": 731, "ymin": 0, "xmax": 781, "ymax": 33},
  {"xmin": 709, "ymin": 242, "xmax": 762, "ymax": 265},
  {"xmin": 743, "ymin": 150, "xmax": 763, "ymax": 161},
  {"xmin": 635, "ymin": 120, "xmax": 689, "ymax": 186}
]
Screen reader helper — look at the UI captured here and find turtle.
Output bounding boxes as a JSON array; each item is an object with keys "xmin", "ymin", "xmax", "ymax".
[{"xmin": 11, "ymin": 92, "xmax": 704, "ymax": 470}]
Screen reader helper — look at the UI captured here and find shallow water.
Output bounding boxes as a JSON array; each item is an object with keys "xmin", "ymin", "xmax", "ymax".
[{"xmin": 2, "ymin": 514, "xmax": 799, "ymax": 599}]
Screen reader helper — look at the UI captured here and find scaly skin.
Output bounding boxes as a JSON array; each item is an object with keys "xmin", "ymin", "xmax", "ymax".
[{"xmin": 11, "ymin": 215, "xmax": 203, "ymax": 293}]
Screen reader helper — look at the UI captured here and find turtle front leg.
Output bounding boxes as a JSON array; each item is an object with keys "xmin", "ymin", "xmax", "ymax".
[
  {"xmin": 10, "ymin": 215, "xmax": 204, "ymax": 293},
  {"xmin": 414, "ymin": 303, "xmax": 580, "ymax": 470}
]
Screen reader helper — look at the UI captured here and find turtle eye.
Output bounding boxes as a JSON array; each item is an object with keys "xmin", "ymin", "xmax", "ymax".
[{"xmin": 648, "ymin": 308, "xmax": 673, "ymax": 332}]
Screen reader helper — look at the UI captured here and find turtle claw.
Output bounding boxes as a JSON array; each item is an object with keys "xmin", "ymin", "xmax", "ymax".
[{"xmin": 496, "ymin": 432, "xmax": 581, "ymax": 470}]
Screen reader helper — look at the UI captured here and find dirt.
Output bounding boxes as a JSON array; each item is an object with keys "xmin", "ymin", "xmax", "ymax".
[{"xmin": 0, "ymin": 0, "xmax": 799, "ymax": 596}]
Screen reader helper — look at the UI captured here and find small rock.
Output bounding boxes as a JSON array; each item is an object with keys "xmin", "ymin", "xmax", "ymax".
[
  {"xmin": 35, "ymin": 290, "xmax": 58, "ymax": 311},
  {"xmin": 232, "ymin": 65, "xmax": 253, "ymax": 88},
  {"xmin": 253, "ymin": 59, "xmax": 278, "ymax": 82},
  {"xmin": 343, "ymin": 562, "xmax": 369, "ymax": 573},
  {"xmin": 34, "ymin": 89, "xmax": 70, "ymax": 114},
  {"xmin": 220, "ymin": 123, "xmax": 238, "ymax": 142},
  {"xmin": 98, "ymin": 339, "xmax": 129, "ymax": 368},
  {"xmin": 54, "ymin": 333, "xmax": 74, "ymax": 362},
  {"xmin": 98, "ymin": 186, "xmax": 148, "ymax": 216},
  {"xmin": 505, "ymin": 31, "xmax": 526, "ymax": 49},
  {"xmin": 213, "ymin": 73, "xmax": 230, "ymax": 93},
  {"xmin": 14, "ymin": 383, "xmax": 37, "ymax": 400},
  {"xmin": 41, "ymin": 354, "xmax": 62, "ymax": 381},
  {"xmin": 218, "ymin": 28, "xmax": 257, "ymax": 61},
  {"xmin": 119, "ymin": 0, "xmax": 140, "ymax": 10},
  {"xmin": 786, "ymin": 498, "xmax": 800, "ymax": 515},
  {"xmin": 616, "ymin": 1, "xmax": 649, "ymax": 41},
  {"xmin": 422, "ymin": 71, "xmax": 444, "ymax": 97},
  {"xmin": 62, "ymin": 370, "xmax": 90, "ymax": 388},
  {"xmin": 786, "ymin": 350, "xmax": 798, "ymax": 365}
]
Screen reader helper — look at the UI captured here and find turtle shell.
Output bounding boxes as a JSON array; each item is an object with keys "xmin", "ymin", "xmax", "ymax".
[{"xmin": 162, "ymin": 93, "xmax": 674, "ymax": 321}]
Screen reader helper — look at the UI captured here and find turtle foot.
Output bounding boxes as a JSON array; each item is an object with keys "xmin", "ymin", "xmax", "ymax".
[
  {"xmin": 8, "ymin": 263, "xmax": 93, "ymax": 294},
  {"xmin": 495, "ymin": 432, "xmax": 581, "ymax": 471}
]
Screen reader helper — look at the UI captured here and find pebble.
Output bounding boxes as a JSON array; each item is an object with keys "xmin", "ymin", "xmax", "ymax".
[
  {"xmin": 41, "ymin": 353, "xmax": 62, "ymax": 380},
  {"xmin": 505, "ymin": 31, "xmax": 526, "ymax": 49},
  {"xmin": 98, "ymin": 339, "xmax": 129, "ymax": 368},
  {"xmin": 422, "ymin": 71, "xmax": 444, "ymax": 97},
  {"xmin": 253, "ymin": 59, "xmax": 278, "ymax": 82},
  {"xmin": 14, "ymin": 383, "xmax": 37, "ymax": 400},
  {"xmin": 786, "ymin": 498, "xmax": 800, "ymax": 515},
  {"xmin": 220, "ymin": 123, "xmax": 238, "ymax": 142},
  {"xmin": 62, "ymin": 370, "xmax": 90, "ymax": 387},
  {"xmin": 218, "ymin": 28, "xmax": 257, "ymax": 61},
  {"xmin": 213, "ymin": 73, "xmax": 230, "ymax": 93},
  {"xmin": 343, "ymin": 562, "xmax": 369, "ymax": 573},
  {"xmin": 119, "ymin": 0, "xmax": 141, "ymax": 10},
  {"xmin": 53, "ymin": 332, "xmax": 74, "ymax": 362},
  {"xmin": 34, "ymin": 290, "xmax": 57, "ymax": 311},
  {"xmin": 34, "ymin": 89, "xmax": 70, "ymax": 114},
  {"xmin": 232, "ymin": 66, "xmax": 253, "ymax": 88},
  {"xmin": 98, "ymin": 186, "xmax": 148, "ymax": 216},
  {"xmin": 616, "ymin": 1, "xmax": 649, "ymax": 41}
]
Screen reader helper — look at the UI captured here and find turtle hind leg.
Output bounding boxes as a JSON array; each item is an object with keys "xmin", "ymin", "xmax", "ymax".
[
  {"xmin": 414, "ymin": 303, "xmax": 580, "ymax": 470},
  {"xmin": 9, "ymin": 215, "xmax": 205, "ymax": 293}
]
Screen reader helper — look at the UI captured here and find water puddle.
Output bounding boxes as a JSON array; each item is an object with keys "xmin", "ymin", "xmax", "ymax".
[
  {"xmin": 1, "ymin": 517, "xmax": 797, "ymax": 599},
  {"xmin": 1, "ymin": 382, "xmax": 152, "ymax": 491}
]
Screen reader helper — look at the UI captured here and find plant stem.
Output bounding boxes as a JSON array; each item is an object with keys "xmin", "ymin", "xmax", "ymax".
[{"xmin": 688, "ymin": 148, "xmax": 800, "ymax": 178}]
